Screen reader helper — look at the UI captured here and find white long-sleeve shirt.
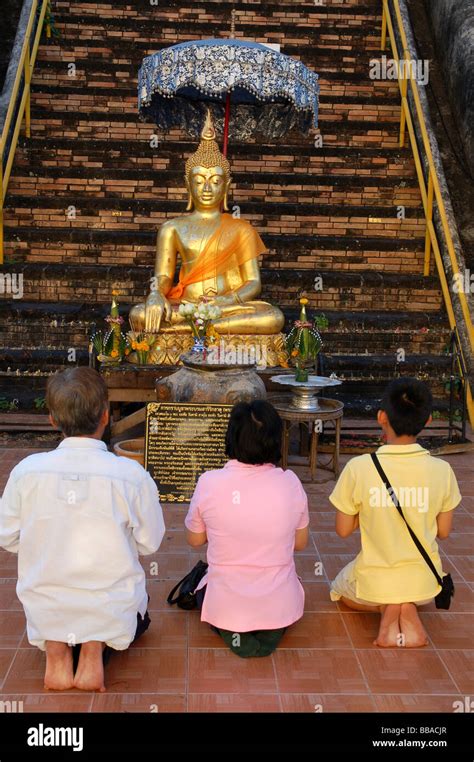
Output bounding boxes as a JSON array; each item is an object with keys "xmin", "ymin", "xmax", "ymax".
[{"xmin": 0, "ymin": 437, "xmax": 165, "ymax": 650}]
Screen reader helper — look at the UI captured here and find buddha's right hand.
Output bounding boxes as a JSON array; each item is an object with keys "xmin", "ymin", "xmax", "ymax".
[{"xmin": 144, "ymin": 292, "xmax": 172, "ymax": 332}]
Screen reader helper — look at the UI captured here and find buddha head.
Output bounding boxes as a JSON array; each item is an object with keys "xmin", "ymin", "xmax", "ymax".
[{"xmin": 185, "ymin": 110, "xmax": 231, "ymax": 212}]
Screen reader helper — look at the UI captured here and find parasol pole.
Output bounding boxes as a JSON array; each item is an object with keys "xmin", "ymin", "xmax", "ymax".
[{"xmin": 222, "ymin": 6, "xmax": 236, "ymax": 158}]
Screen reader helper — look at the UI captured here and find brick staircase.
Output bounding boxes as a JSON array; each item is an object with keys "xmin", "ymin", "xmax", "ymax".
[{"xmin": 0, "ymin": 0, "xmax": 454, "ymax": 414}]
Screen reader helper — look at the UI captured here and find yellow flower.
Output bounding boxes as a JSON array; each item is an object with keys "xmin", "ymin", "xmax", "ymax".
[
  {"xmin": 112, "ymin": 290, "xmax": 120, "ymax": 297},
  {"xmin": 124, "ymin": 348, "xmax": 130, "ymax": 356},
  {"xmin": 110, "ymin": 349, "xmax": 119, "ymax": 358},
  {"xmin": 291, "ymin": 349, "xmax": 299, "ymax": 357},
  {"xmin": 131, "ymin": 341, "xmax": 137, "ymax": 350},
  {"xmin": 300, "ymin": 297, "xmax": 308, "ymax": 305},
  {"xmin": 141, "ymin": 343, "xmax": 150, "ymax": 352}
]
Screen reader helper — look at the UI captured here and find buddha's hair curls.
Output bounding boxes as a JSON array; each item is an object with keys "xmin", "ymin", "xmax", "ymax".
[{"xmin": 185, "ymin": 109, "xmax": 231, "ymax": 183}]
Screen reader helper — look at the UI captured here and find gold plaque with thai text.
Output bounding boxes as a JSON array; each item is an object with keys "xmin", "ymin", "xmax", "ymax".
[{"xmin": 145, "ymin": 402, "xmax": 232, "ymax": 502}]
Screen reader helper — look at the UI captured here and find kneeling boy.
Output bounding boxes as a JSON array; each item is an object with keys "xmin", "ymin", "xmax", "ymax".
[{"xmin": 330, "ymin": 378, "xmax": 461, "ymax": 647}]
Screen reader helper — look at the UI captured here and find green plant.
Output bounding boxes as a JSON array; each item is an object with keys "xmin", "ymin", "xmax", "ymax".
[
  {"xmin": 3, "ymin": 253, "xmax": 22, "ymax": 264},
  {"xmin": 314, "ymin": 313, "xmax": 329, "ymax": 331},
  {"xmin": 0, "ymin": 398, "xmax": 19, "ymax": 411},
  {"xmin": 44, "ymin": 0, "xmax": 61, "ymax": 40},
  {"xmin": 34, "ymin": 396, "xmax": 46, "ymax": 410},
  {"xmin": 445, "ymin": 377, "xmax": 462, "ymax": 395}
]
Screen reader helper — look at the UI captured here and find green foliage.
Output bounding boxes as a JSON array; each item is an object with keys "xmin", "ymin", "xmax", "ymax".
[
  {"xmin": 44, "ymin": 0, "xmax": 61, "ymax": 40},
  {"xmin": 34, "ymin": 396, "xmax": 46, "ymax": 410},
  {"xmin": 0, "ymin": 398, "xmax": 19, "ymax": 411},
  {"xmin": 314, "ymin": 313, "xmax": 329, "ymax": 331}
]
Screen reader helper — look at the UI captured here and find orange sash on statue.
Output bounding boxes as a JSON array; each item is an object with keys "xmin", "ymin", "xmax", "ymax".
[{"xmin": 166, "ymin": 214, "xmax": 267, "ymax": 300}]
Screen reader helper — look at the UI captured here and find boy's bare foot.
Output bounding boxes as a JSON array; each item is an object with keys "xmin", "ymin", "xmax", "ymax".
[
  {"xmin": 373, "ymin": 604, "xmax": 401, "ymax": 647},
  {"xmin": 44, "ymin": 641, "xmax": 74, "ymax": 690},
  {"xmin": 400, "ymin": 602, "xmax": 429, "ymax": 647},
  {"xmin": 73, "ymin": 641, "xmax": 106, "ymax": 692}
]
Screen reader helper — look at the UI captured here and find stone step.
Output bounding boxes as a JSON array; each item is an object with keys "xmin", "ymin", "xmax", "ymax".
[
  {"xmin": 0, "ymin": 263, "xmax": 443, "ymax": 312},
  {"xmin": 15, "ymin": 137, "xmax": 413, "ymax": 174},
  {"xmin": 3, "ymin": 190, "xmax": 424, "ymax": 214},
  {"xmin": 0, "ymin": 301, "xmax": 448, "ymax": 328},
  {"xmin": 46, "ymin": 16, "xmax": 382, "ymax": 43},
  {"xmin": 49, "ymin": 9, "xmax": 384, "ymax": 42},
  {"xmin": 3, "ymin": 225, "xmax": 428, "ymax": 274},
  {"xmin": 26, "ymin": 110, "xmax": 404, "ymax": 149},
  {"xmin": 8, "ymin": 161, "xmax": 420, "ymax": 196},
  {"xmin": 322, "ymin": 352, "xmax": 452, "ymax": 376},
  {"xmin": 33, "ymin": 60, "xmax": 400, "ymax": 101},
  {"xmin": 3, "ymin": 198, "xmax": 425, "ymax": 241},
  {"xmin": 8, "ymin": 134, "xmax": 420, "ymax": 209},
  {"xmin": 7, "ymin": 180, "xmax": 420, "ymax": 211},
  {"xmin": 49, "ymin": 36, "xmax": 383, "ymax": 66},
  {"xmin": 0, "ymin": 302, "xmax": 450, "ymax": 357},
  {"xmin": 53, "ymin": 0, "xmax": 381, "ymax": 12},
  {"xmin": 8, "ymin": 180, "xmax": 418, "ymax": 210},
  {"xmin": 0, "ymin": 350, "xmax": 451, "ymax": 378},
  {"xmin": 37, "ymin": 45, "xmax": 395, "ymax": 85},
  {"xmin": 28, "ymin": 88, "xmax": 403, "ymax": 126},
  {"xmin": 52, "ymin": 0, "xmax": 381, "ymax": 19}
]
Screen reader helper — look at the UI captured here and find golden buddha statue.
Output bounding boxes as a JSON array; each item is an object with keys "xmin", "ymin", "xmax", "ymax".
[{"xmin": 129, "ymin": 111, "xmax": 286, "ymax": 364}]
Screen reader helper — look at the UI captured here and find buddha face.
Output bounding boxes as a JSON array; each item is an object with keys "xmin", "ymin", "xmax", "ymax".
[{"xmin": 186, "ymin": 166, "xmax": 230, "ymax": 210}]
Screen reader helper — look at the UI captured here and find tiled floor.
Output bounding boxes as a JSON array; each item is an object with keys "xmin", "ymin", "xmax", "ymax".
[{"xmin": 0, "ymin": 446, "xmax": 472, "ymax": 713}]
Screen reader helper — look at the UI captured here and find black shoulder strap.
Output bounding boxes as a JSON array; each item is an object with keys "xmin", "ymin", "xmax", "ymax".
[
  {"xmin": 167, "ymin": 569, "xmax": 192, "ymax": 605},
  {"xmin": 370, "ymin": 452, "xmax": 443, "ymax": 585}
]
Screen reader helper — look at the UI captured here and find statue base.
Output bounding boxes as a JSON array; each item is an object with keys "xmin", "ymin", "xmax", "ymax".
[
  {"xmin": 126, "ymin": 332, "xmax": 288, "ymax": 367},
  {"xmin": 156, "ymin": 354, "xmax": 267, "ymax": 405}
]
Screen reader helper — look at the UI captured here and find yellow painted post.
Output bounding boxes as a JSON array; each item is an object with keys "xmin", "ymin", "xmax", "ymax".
[
  {"xmin": 399, "ymin": 57, "xmax": 408, "ymax": 148},
  {"xmin": 24, "ymin": 42, "xmax": 31, "ymax": 138},
  {"xmin": 381, "ymin": 1, "xmax": 387, "ymax": 50},
  {"xmin": 46, "ymin": 0, "xmax": 51, "ymax": 39},
  {"xmin": 424, "ymin": 172, "xmax": 434, "ymax": 275},
  {"xmin": 0, "ymin": 151, "xmax": 3, "ymax": 263}
]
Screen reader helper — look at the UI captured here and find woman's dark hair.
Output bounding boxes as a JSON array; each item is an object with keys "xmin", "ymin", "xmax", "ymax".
[
  {"xmin": 225, "ymin": 400, "xmax": 282, "ymax": 465},
  {"xmin": 380, "ymin": 377, "xmax": 432, "ymax": 437}
]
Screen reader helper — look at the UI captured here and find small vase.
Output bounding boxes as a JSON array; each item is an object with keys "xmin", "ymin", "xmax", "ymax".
[
  {"xmin": 295, "ymin": 366, "xmax": 309, "ymax": 383},
  {"xmin": 192, "ymin": 337, "xmax": 206, "ymax": 353}
]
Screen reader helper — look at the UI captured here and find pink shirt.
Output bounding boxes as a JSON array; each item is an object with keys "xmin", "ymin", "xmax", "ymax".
[{"xmin": 185, "ymin": 460, "xmax": 309, "ymax": 632}]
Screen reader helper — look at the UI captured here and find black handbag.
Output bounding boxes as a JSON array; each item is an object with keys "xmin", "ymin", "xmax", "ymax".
[
  {"xmin": 371, "ymin": 453, "xmax": 454, "ymax": 610},
  {"xmin": 167, "ymin": 560, "xmax": 208, "ymax": 610}
]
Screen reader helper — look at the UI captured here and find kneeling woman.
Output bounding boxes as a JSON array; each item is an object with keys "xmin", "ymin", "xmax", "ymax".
[{"xmin": 185, "ymin": 400, "xmax": 309, "ymax": 657}]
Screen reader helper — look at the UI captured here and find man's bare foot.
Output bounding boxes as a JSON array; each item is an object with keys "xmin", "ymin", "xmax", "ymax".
[
  {"xmin": 400, "ymin": 603, "xmax": 429, "ymax": 647},
  {"xmin": 373, "ymin": 604, "xmax": 401, "ymax": 647},
  {"xmin": 44, "ymin": 641, "xmax": 74, "ymax": 690},
  {"xmin": 73, "ymin": 641, "xmax": 106, "ymax": 692}
]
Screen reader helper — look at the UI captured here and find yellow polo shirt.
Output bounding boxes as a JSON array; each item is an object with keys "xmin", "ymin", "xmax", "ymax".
[{"xmin": 329, "ymin": 444, "xmax": 462, "ymax": 604}]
